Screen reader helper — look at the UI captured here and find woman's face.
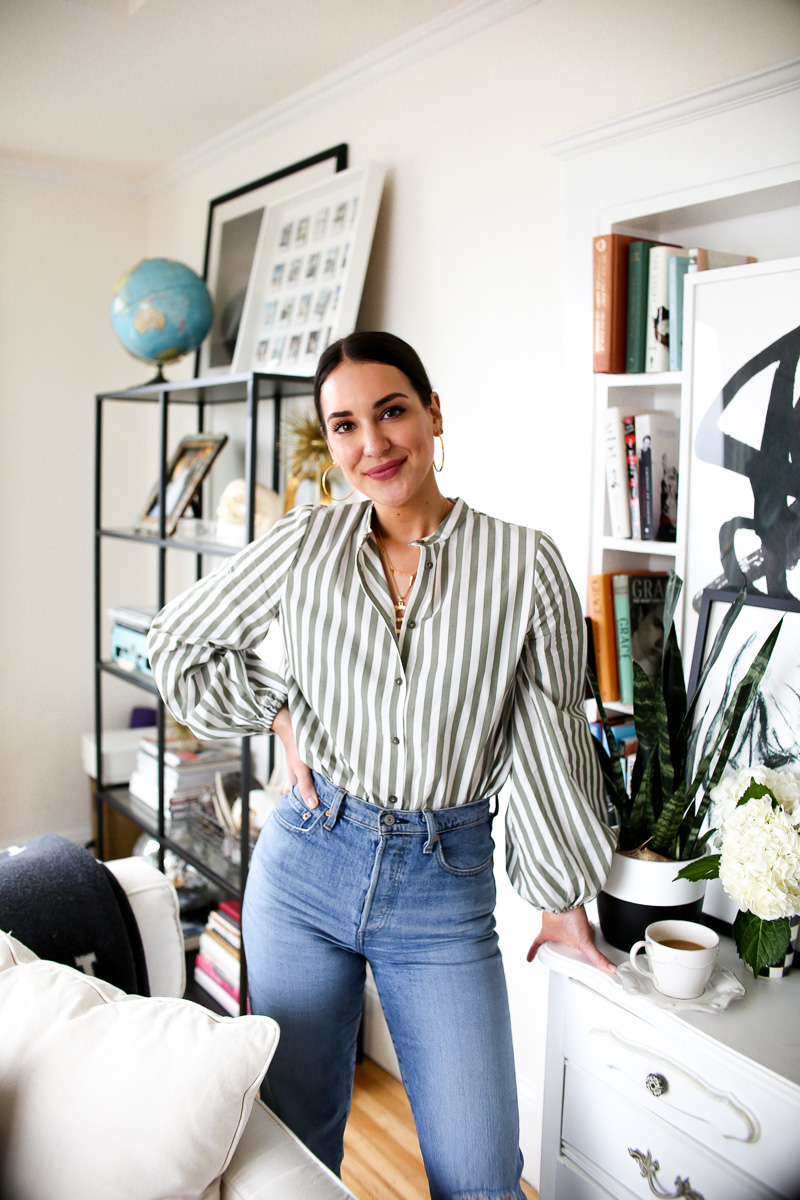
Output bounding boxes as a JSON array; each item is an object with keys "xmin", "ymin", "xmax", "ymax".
[{"xmin": 319, "ymin": 358, "xmax": 442, "ymax": 509}]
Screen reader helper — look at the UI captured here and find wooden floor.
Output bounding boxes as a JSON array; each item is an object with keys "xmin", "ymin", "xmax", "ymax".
[{"xmin": 342, "ymin": 1058, "xmax": 538, "ymax": 1200}]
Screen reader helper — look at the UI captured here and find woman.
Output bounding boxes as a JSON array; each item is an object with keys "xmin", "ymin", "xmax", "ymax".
[{"xmin": 148, "ymin": 332, "xmax": 616, "ymax": 1200}]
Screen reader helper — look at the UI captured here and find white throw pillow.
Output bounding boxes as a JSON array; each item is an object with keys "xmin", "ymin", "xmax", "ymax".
[{"xmin": 0, "ymin": 931, "xmax": 279, "ymax": 1200}]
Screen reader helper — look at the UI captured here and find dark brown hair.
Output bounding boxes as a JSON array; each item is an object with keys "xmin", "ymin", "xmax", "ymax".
[{"xmin": 313, "ymin": 332, "xmax": 433, "ymax": 435}]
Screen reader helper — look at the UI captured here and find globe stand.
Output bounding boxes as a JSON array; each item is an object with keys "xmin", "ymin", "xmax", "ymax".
[{"xmin": 144, "ymin": 366, "xmax": 167, "ymax": 385}]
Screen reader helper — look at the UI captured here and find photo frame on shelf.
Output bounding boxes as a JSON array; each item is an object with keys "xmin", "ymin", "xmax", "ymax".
[
  {"xmin": 232, "ymin": 162, "xmax": 385, "ymax": 377},
  {"xmin": 679, "ymin": 255, "xmax": 800, "ymax": 652},
  {"xmin": 136, "ymin": 433, "xmax": 228, "ymax": 536},
  {"xmin": 196, "ymin": 144, "xmax": 348, "ymax": 377}
]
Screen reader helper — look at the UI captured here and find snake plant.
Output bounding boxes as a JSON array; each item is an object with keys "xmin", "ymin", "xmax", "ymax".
[{"xmin": 588, "ymin": 573, "xmax": 781, "ymax": 862}]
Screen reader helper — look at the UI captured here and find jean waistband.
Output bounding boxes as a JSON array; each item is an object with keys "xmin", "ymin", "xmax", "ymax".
[{"xmin": 308, "ymin": 771, "xmax": 492, "ymax": 839}]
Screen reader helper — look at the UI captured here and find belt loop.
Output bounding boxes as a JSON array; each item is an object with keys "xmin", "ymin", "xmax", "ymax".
[
  {"xmin": 488, "ymin": 795, "xmax": 499, "ymax": 827},
  {"xmin": 422, "ymin": 810, "xmax": 437, "ymax": 854},
  {"xmin": 323, "ymin": 788, "xmax": 346, "ymax": 830}
]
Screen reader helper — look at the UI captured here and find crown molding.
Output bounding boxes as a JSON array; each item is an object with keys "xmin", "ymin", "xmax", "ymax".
[
  {"xmin": 547, "ymin": 55, "xmax": 800, "ymax": 162},
  {"xmin": 144, "ymin": 0, "xmax": 538, "ymax": 193}
]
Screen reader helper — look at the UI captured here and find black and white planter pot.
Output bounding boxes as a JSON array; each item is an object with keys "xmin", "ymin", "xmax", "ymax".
[{"xmin": 597, "ymin": 851, "xmax": 707, "ymax": 952}]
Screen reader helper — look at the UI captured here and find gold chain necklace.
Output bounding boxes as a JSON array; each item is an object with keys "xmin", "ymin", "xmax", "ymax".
[{"xmin": 374, "ymin": 496, "xmax": 450, "ymax": 634}]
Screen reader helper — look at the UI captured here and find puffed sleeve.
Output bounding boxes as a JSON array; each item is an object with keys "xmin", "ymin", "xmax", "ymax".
[
  {"xmin": 504, "ymin": 532, "xmax": 616, "ymax": 911},
  {"xmin": 147, "ymin": 504, "xmax": 311, "ymax": 741}
]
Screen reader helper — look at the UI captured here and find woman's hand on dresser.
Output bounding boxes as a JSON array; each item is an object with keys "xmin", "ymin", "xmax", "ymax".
[
  {"xmin": 526, "ymin": 907, "xmax": 616, "ymax": 974},
  {"xmin": 271, "ymin": 704, "xmax": 319, "ymax": 809}
]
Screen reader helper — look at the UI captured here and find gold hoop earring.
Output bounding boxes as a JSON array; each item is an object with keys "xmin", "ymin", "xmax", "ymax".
[
  {"xmin": 433, "ymin": 434, "xmax": 445, "ymax": 473},
  {"xmin": 321, "ymin": 463, "xmax": 355, "ymax": 502}
]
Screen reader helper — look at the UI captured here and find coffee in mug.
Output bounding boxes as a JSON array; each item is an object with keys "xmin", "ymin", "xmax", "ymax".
[{"xmin": 629, "ymin": 919, "xmax": 719, "ymax": 999}]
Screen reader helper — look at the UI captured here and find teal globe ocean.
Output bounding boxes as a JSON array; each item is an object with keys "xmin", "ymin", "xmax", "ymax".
[{"xmin": 110, "ymin": 258, "xmax": 213, "ymax": 373}]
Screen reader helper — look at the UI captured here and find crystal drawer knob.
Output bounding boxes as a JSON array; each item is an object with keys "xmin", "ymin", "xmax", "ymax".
[{"xmin": 646, "ymin": 1073, "xmax": 667, "ymax": 1097}]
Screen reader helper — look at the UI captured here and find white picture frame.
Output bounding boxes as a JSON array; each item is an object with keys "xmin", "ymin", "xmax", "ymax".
[
  {"xmin": 197, "ymin": 146, "xmax": 347, "ymax": 377},
  {"xmin": 232, "ymin": 163, "xmax": 385, "ymax": 377},
  {"xmin": 677, "ymin": 255, "xmax": 800, "ymax": 653}
]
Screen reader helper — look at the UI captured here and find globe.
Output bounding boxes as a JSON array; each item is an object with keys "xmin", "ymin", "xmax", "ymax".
[{"xmin": 110, "ymin": 257, "xmax": 213, "ymax": 370}]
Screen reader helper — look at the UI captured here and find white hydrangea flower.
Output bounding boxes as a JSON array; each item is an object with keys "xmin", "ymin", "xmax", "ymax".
[
  {"xmin": 717, "ymin": 794, "xmax": 800, "ymax": 921},
  {"xmin": 710, "ymin": 765, "xmax": 800, "ymax": 833}
]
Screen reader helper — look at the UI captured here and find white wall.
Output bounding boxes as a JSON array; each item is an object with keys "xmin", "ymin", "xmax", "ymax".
[
  {"xmin": 0, "ymin": 172, "xmax": 147, "ymax": 844},
  {"xmin": 2, "ymin": 0, "xmax": 800, "ymax": 1187}
]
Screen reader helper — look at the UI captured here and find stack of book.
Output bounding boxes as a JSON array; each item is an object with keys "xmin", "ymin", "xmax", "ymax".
[
  {"xmin": 587, "ymin": 571, "xmax": 669, "ymax": 705},
  {"xmin": 194, "ymin": 899, "xmax": 247, "ymax": 1016},
  {"xmin": 592, "ymin": 234, "xmax": 756, "ymax": 375},
  {"xmin": 603, "ymin": 408, "xmax": 679, "ymax": 542},
  {"xmin": 128, "ymin": 737, "xmax": 240, "ymax": 818}
]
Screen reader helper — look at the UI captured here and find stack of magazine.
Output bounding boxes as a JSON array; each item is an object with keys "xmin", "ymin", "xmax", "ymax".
[
  {"xmin": 194, "ymin": 899, "xmax": 246, "ymax": 1015},
  {"xmin": 128, "ymin": 736, "xmax": 240, "ymax": 819}
]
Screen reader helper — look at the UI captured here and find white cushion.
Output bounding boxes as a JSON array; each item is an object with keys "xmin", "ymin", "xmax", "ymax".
[
  {"xmin": 0, "ymin": 931, "xmax": 279, "ymax": 1200},
  {"xmin": 221, "ymin": 1100, "xmax": 358, "ymax": 1199},
  {"xmin": 105, "ymin": 854, "xmax": 186, "ymax": 997}
]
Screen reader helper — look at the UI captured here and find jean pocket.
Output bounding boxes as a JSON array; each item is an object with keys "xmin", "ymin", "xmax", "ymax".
[
  {"xmin": 434, "ymin": 819, "xmax": 494, "ymax": 876},
  {"xmin": 273, "ymin": 787, "xmax": 327, "ymax": 836}
]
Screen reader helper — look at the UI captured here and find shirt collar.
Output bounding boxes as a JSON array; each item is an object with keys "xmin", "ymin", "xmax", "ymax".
[{"xmin": 356, "ymin": 496, "xmax": 467, "ymax": 548}]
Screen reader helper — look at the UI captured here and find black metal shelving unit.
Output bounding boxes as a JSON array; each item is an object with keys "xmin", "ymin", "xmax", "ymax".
[{"xmin": 93, "ymin": 369, "xmax": 314, "ymax": 1012}]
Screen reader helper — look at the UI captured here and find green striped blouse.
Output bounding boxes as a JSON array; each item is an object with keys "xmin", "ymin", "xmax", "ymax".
[{"xmin": 147, "ymin": 497, "xmax": 615, "ymax": 912}]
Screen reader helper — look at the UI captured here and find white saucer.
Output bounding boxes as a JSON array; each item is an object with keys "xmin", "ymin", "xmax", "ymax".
[{"xmin": 615, "ymin": 961, "xmax": 746, "ymax": 1013}]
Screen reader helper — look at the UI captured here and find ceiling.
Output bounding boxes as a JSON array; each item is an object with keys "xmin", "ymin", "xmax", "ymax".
[{"xmin": 0, "ymin": 0, "xmax": 502, "ymax": 184}]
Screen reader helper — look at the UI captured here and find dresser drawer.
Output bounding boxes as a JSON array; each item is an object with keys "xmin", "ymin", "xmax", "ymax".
[
  {"xmin": 562, "ymin": 1060, "xmax": 777, "ymax": 1200},
  {"xmin": 561, "ymin": 979, "xmax": 800, "ymax": 1196}
]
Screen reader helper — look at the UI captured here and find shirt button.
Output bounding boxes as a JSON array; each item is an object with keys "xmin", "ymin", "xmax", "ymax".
[
  {"xmin": 388, "ymin": 794, "xmax": 398, "ymax": 804},
  {"xmin": 383, "ymin": 813, "xmax": 395, "ymax": 825},
  {"xmin": 426, "ymin": 560, "xmax": 433, "ymax": 569},
  {"xmin": 408, "ymin": 621, "xmax": 416, "ymax": 629},
  {"xmin": 395, "ymin": 678, "xmax": 402, "ymax": 686},
  {"xmin": 391, "ymin": 736, "xmax": 400, "ymax": 745}
]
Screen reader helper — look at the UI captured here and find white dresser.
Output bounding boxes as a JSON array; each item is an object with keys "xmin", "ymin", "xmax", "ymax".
[{"xmin": 538, "ymin": 936, "xmax": 800, "ymax": 1200}]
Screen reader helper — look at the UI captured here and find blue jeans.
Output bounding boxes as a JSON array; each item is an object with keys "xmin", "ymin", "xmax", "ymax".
[{"xmin": 242, "ymin": 773, "xmax": 524, "ymax": 1200}]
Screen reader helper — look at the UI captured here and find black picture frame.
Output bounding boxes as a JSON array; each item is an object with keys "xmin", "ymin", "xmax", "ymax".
[
  {"xmin": 195, "ymin": 144, "xmax": 348, "ymax": 377},
  {"xmin": 136, "ymin": 433, "xmax": 228, "ymax": 536},
  {"xmin": 688, "ymin": 587, "xmax": 800, "ymax": 768}
]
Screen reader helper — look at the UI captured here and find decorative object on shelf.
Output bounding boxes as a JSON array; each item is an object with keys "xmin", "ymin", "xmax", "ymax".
[
  {"xmin": 233, "ymin": 163, "xmax": 386, "ymax": 377},
  {"xmin": 136, "ymin": 433, "xmax": 228, "ymax": 536},
  {"xmin": 197, "ymin": 145, "xmax": 348, "ymax": 377},
  {"xmin": 589, "ymin": 572, "xmax": 780, "ymax": 950},
  {"xmin": 676, "ymin": 765, "xmax": 800, "ymax": 977},
  {"xmin": 109, "ymin": 257, "xmax": 213, "ymax": 381},
  {"xmin": 681, "ymin": 255, "xmax": 800, "ymax": 644},
  {"xmin": 216, "ymin": 479, "xmax": 283, "ymax": 540},
  {"xmin": 282, "ymin": 408, "xmax": 335, "ymax": 509}
]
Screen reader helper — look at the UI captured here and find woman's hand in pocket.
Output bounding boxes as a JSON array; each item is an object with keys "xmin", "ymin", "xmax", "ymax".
[{"xmin": 271, "ymin": 704, "xmax": 319, "ymax": 809}]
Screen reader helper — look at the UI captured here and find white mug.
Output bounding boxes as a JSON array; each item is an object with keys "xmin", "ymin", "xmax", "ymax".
[{"xmin": 629, "ymin": 919, "xmax": 719, "ymax": 999}]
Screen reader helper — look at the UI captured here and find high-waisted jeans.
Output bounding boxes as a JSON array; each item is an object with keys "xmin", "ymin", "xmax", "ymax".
[{"xmin": 241, "ymin": 772, "xmax": 525, "ymax": 1200}]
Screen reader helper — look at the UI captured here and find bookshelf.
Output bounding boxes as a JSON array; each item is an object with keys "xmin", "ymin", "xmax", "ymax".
[
  {"xmin": 94, "ymin": 369, "xmax": 314, "ymax": 1011},
  {"xmin": 550, "ymin": 56, "xmax": 800, "ymax": 680}
]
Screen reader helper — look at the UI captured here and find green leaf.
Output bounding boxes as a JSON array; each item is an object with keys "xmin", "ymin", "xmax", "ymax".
[
  {"xmin": 674, "ymin": 855, "xmax": 720, "ymax": 881},
  {"xmin": 586, "ymin": 666, "xmax": 628, "ymax": 819},
  {"xmin": 736, "ymin": 779, "xmax": 775, "ymax": 807},
  {"xmin": 684, "ymin": 588, "xmax": 745, "ymax": 730},
  {"xmin": 732, "ymin": 911, "xmax": 792, "ymax": 976},
  {"xmin": 649, "ymin": 779, "xmax": 687, "ymax": 858}
]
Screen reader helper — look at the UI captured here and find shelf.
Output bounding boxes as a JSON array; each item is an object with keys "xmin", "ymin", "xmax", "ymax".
[
  {"xmin": 97, "ymin": 370, "xmax": 314, "ymax": 405},
  {"xmin": 602, "ymin": 538, "xmax": 677, "ymax": 557},
  {"xmin": 99, "ymin": 527, "xmax": 241, "ymax": 557},
  {"xmin": 597, "ymin": 371, "xmax": 682, "ymax": 388},
  {"xmin": 99, "ymin": 786, "xmax": 245, "ymax": 896},
  {"xmin": 99, "ymin": 661, "xmax": 158, "ymax": 693}
]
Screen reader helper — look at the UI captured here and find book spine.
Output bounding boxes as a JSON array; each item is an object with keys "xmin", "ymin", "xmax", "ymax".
[
  {"xmin": 612, "ymin": 576, "xmax": 633, "ymax": 705},
  {"xmin": 218, "ymin": 898, "xmax": 242, "ymax": 924},
  {"xmin": 645, "ymin": 247, "xmax": 687, "ymax": 373},
  {"xmin": 593, "ymin": 234, "xmax": 632, "ymax": 373},
  {"xmin": 198, "ymin": 932, "xmax": 240, "ymax": 983},
  {"xmin": 586, "ymin": 574, "xmax": 620, "ymax": 703},
  {"xmin": 622, "ymin": 415, "xmax": 642, "ymax": 540},
  {"xmin": 602, "ymin": 410, "xmax": 631, "ymax": 539},
  {"xmin": 625, "ymin": 241, "xmax": 651, "ymax": 373},
  {"xmin": 194, "ymin": 962, "xmax": 242, "ymax": 1016},
  {"xmin": 667, "ymin": 256, "xmax": 690, "ymax": 371}
]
